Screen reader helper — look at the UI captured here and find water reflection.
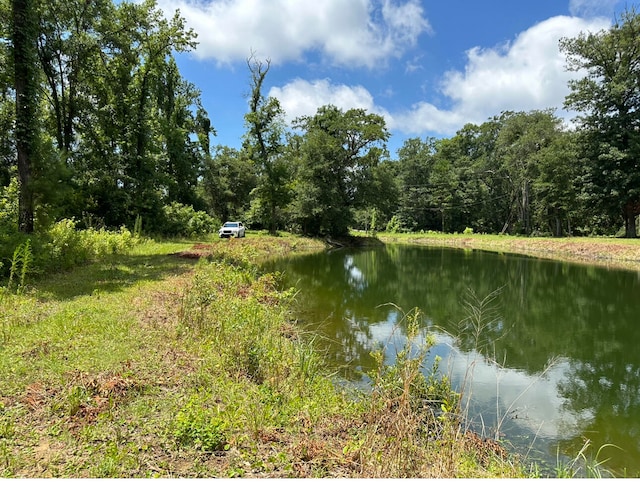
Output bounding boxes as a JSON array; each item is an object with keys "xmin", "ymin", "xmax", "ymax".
[{"xmin": 264, "ymin": 245, "xmax": 640, "ymax": 475}]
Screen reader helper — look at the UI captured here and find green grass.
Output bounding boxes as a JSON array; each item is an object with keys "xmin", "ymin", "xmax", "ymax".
[{"xmin": 0, "ymin": 234, "xmax": 528, "ymax": 477}]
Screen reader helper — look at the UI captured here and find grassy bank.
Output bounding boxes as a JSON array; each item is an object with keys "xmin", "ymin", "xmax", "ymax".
[
  {"xmin": 0, "ymin": 234, "xmax": 526, "ymax": 478},
  {"xmin": 377, "ymin": 232, "xmax": 640, "ymax": 272}
]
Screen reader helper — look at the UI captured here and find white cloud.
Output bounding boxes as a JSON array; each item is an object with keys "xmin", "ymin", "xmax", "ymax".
[
  {"xmin": 569, "ymin": 0, "xmax": 620, "ymax": 18},
  {"xmin": 158, "ymin": 0, "xmax": 431, "ymax": 68},
  {"xmin": 269, "ymin": 16, "xmax": 612, "ymax": 138},
  {"xmin": 434, "ymin": 16, "xmax": 611, "ymax": 128},
  {"xmin": 268, "ymin": 79, "xmax": 389, "ymax": 122}
]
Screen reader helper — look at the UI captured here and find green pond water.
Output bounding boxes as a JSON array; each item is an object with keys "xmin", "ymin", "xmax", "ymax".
[{"xmin": 264, "ymin": 244, "xmax": 640, "ymax": 476}]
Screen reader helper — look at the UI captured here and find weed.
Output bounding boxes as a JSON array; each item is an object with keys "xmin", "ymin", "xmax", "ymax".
[
  {"xmin": 361, "ymin": 306, "xmax": 465, "ymax": 477},
  {"xmin": 0, "ymin": 241, "xmax": 33, "ymax": 345},
  {"xmin": 172, "ymin": 394, "xmax": 228, "ymax": 452},
  {"xmin": 7, "ymin": 240, "xmax": 32, "ymax": 293},
  {"xmin": 555, "ymin": 439, "xmax": 619, "ymax": 478}
]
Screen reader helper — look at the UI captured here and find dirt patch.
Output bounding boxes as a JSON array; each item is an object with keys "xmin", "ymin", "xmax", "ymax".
[{"xmin": 173, "ymin": 244, "xmax": 214, "ymax": 259}]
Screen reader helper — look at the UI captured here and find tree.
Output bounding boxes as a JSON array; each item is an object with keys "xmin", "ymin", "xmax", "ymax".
[
  {"xmin": 561, "ymin": 8, "xmax": 640, "ymax": 237},
  {"xmin": 11, "ymin": 0, "xmax": 39, "ymax": 233},
  {"xmin": 291, "ymin": 105, "xmax": 389, "ymax": 237},
  {"xmin": 36, "ymin": 0, "xmax": 112, "ymax": 154},
  {"xmin": 68, "ymin": 0, "xmax": 200, "ymax": 230},
  {"xmin": 243, "ymin": 56, "xmax": 290, "ymax": 234},
  {"xmin": 532, "ymin": 131, "xmax": 581, "ymax": 236},
  {"xmin": 155, "ymin": 57, "xmax": 210, "ymax": 209},
  {"xmin": 200, "ymin": 145, "xmax": 256, "ymax": 222},
  {"xmin": 494, "ymin": 110, "xmax": 562, "ymax": 235},
  {"xmin": 1, "ymin": 0, "xmax": 13, "ymax": 188},
  {"xmin": 352, "ymin": 159, "xmax": 399, "ymax": 232},
  {"xmin": 395, "ymin": 137, "xmax": 438, "ymax": 231}
]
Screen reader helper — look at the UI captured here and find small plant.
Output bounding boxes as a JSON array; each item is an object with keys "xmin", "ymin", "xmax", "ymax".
[
  {"xmin": 7, "ymin": 240, "xmax": 32, "ymax": 293},
  {"xmin": 133, "ymin": 215, "xmax": 143, "ymax": 238},
  {"xmin": 172, "ymin": 395, "xmax": 228, "ymax": 452},
  {"xmin": 362, "ymin": 306, "xmax": 462, "ymax": 477},
  {"xmin": 385, "ymin": 215, "xmax": 402, "ymax": 234},
  {"xmin": 555, "ymin": 439, "xmax": 619, "ymax": 478}
]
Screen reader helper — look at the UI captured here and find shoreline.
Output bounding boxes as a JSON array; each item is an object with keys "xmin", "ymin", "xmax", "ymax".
[{"xmin": 376, "ymin": 233, "xmax": 640, "ymax": 272}]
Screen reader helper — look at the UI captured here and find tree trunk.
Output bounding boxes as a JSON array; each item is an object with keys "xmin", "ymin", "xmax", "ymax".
[
  {"xmin": 554, "ymin": 215, "xmax": 562, "ymax": 237},
  {"xmin": 13, "ymin": 0, "xmax": 38, "ymax": 233},
  {"xmin": 623, "ymin": 199, "xmax": 640, "ymax": 238}
]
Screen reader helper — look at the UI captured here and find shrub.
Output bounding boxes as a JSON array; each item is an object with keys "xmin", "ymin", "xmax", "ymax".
[
  {"xmin": 386, "ymin": 215, "xmax": 402, "ymax": 234},
  {"xmin": 42, "ymin": 219, "xmax": 138, "ymax": 272},
  {"xmin": 172, "ymin": 394, "xmax": 228, "ymax": 452},
  {"xmin": 161, "ymin": 202, "xmax": 219, "ymax": 237}
]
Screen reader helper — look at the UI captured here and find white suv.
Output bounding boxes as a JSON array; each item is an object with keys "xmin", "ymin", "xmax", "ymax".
[{"xmin": 219, "ymin": 221, "xmax": 246, "ymax": 238}]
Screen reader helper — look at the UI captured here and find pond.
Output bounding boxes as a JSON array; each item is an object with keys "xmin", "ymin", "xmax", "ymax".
[{"xmin": 263, "ymin": 244, "xmax": 640, "ymax": 476}]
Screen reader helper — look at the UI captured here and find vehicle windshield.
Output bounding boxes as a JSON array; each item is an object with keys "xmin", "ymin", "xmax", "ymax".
[{"xmin": 223, "ymin": 222, "xmax": 238, "ymax": 227}]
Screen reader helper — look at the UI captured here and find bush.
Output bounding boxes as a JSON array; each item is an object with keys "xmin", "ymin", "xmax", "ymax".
[
  {"xmin": 172, "ymin": 394, "xmax": 228, "ymax": 452},
  {"xmin": 386, "ymin": 215, "xmax": 402, "ymax": 234},
  {"xmin": 42, "ymin": 219, "xmax": 138, "ymax": 272},
  {"xmin": 160, "ymin": 202, "xmax": 219, "ymax": 238}
]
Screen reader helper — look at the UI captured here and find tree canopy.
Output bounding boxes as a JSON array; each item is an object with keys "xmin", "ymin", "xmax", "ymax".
[
  {"xmin": 1, "ymin": 4, "xmax": 639, "ymax": 239},
  {"xmin": 561, "ymin": 8, "xmax": 640, "ymax": 237}
]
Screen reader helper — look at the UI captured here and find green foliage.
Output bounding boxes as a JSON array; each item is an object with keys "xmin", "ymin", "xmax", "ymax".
[
  {"xmin": 561, "ymin": 7, "xmax": 640, "ymax": 237},
  {"xmin": 369, "ymin": 307, "xmax": 458, "ymax": 414},
  {"xmin": 555, "ymin": 440, "xmax": 619, "ymax": 478},
  {"xmin": 133, "ymin": 215, "xmax": 143, "ymax": 238},
  {"xmin": 42, "ymin": 219, "xmax": 136, "ymax": 271},
  {"xmin": 159, "ymin": 202, "xmax": 218, "ymax": 237},
  {"xmin": 200, "ymin": 145, "xmax": 256, "ymax": 223},
  {"xmin": 2, "ymin": 0, "xmax": 210, "ymax": 234},
  {"xmin": 172, "ymin": 394, "xmax": 228, "ymax": 452},
  {"xmin": 242, "ymin": 56, "xmax": 291, "ymax": 234},
  {"xmin": 7, "ymin": 240, "xmax": 32, "ymax": 293},
  {"xmin": 1, "ymin": 0, "xmax": 639, "ymax": 242},
  {"xmin": 386, "ymin": 215, "xmax": 402, "ymax": 233},
  {"xmin": 289, "ymin": 105, "xmax": 389, "ymax": 237}
]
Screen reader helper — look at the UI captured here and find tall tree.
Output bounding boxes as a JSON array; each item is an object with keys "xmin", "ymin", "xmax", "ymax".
[
  {"xmin": 561, "ymin": 8, "xmax": 640, "ymax": 237},
  {"xmin": 70, "ymin": 0, "xmax": 199, "ymax": 229},
  {"xmin": 0, "ymin": 2, "xmax": 13, "ymax": 188},
  {"xmin": 36, "ymin": 0, "xmax": 112, "ymax": 155},
  {"xmin": 395, "ymin": 137, "xmax": 437, "ymax": 231},
  {"xmin": 494, "ymin": 110, "xmax": 561, "ymax": 235},
  {"xmin": 291, "ymin": 105, "xmax": 389, "ymax": 237},
  {"xmin": 200, "ymin": 145, "xmax": 256, "ymax": 222},
  {"xmin": 11, "ymin": 0, "xmax": 39, "ymax": 233},
  {"xmin": 243, "ymin": 56, "xmax": 290, "ymax": 234},
  {"xmin": 532, "ymin": 131, "xmax": 581, "ymax": 236}
]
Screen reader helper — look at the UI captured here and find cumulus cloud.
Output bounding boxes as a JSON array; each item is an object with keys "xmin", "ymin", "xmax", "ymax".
[
  {"xmin": 432, "ymin": 16, "xmax": 612, "ymax": 128},
  {"xmin": 268, "ymin": 79, "xmax": 390, "ymax": 122},
  {"xmin": 157, "ymin": 0, "xmax": 431, "ymax": 68},
  {"xmin": 270, "ymin": 15, "xmax": 612, "ymax": 138}
]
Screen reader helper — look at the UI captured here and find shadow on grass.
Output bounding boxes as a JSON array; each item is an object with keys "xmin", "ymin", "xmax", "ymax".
[{"xmin": 32, "ymin": 252, "xmax": 199, "ymax": 301}]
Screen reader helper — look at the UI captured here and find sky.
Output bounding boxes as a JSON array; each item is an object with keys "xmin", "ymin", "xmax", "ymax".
[{"xmin": 155, "ymin": 0, "xmax": 638, "ymax": 158}]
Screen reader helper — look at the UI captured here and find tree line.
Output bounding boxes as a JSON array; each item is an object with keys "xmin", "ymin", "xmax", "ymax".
[{"xmin": 2, "ymin": 1, "xmax": 639, "ymax": 239}]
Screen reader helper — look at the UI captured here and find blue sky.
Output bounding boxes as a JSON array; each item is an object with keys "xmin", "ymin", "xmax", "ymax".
[{"xmin": 156, "ymin": 0, "xmax": 636, "ymax": 158}]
